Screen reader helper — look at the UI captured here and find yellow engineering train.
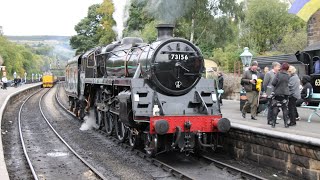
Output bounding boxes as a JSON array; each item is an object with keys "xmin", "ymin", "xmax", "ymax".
[{"xmin": 42, "ymin": 74, "xmax": 55, "ymax": 88}]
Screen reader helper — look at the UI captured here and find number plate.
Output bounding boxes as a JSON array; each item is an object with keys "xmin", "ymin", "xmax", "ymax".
[{"xmin": 168, "ymin": 53, "xmax": 189, "ymax": 61}]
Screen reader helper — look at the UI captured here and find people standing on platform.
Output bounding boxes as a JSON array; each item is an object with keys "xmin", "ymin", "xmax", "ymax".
[
  {"xmin": 260, "ymin": 66, "xmax": 269, "ymax": 90},
  {"xmin": 288, "ymin": 66, "xmax": 301, "ymax": 126},
  {"xmin": 1, "ymin": 74, "xmax": 7, "ymax": 90},
  {"xmin": 263, "ymin": 62, "xmax": 281, "ymax": 124},
  {"xmin": 218, "ymin": 72, "xmax": 224, "ymax": 105},
  {"xmin": 313, "ymin": 56, "xmax": 320, "ymax": 74},
  {"xmin": 241, "ymin": 61, "xmax": 259, "ymax": 120},
  {"xmin": 296, "ymin": 75, "xmax": 313, "ymax": 106},
  {"xmin": 295, "ymin": 75, "xmax": 313, "ymax": 121},
  {"xmin": 270, "ymin": 62, "xmax": 290, "ymax": 128}
]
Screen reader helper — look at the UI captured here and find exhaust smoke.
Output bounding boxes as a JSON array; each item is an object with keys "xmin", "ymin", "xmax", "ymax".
[
  {"xmin": 145, "ymin": 0, "xmax": 192, "ymax": 24},
  {"xmin": 112, "ymin": 0, "xmax": 131, "ymax": 40},
  {"xmin": 80, "ymin": 109, "xmax": 97, "ymax": 131}
]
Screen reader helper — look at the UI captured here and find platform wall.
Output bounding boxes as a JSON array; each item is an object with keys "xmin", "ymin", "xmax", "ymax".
[{"xmin": 223, "ymin": 129, "xmax": 320, "ymax": 180}]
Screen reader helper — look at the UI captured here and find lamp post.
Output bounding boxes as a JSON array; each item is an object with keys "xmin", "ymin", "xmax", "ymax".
[
  {"xmin": 24, "ymin": 72, "xmax": 27, "ymax": 83},
  {"xmin": 240, "ymin": 47, "xmax": 253, "ymax": 72},
  {"xmin": 32, "ymin": 73, "xmax": 34, "ymax": 82}
]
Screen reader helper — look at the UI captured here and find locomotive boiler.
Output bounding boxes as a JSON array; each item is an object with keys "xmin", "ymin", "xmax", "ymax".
[{"xmin": 65, "ymin": 24, "xmax": 231, "ymax": 156}]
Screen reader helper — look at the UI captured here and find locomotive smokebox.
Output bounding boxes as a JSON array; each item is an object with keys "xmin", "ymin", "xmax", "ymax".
[{"xmin": 156, "ymin": 24, "xmax": 175, "ymax": 40}]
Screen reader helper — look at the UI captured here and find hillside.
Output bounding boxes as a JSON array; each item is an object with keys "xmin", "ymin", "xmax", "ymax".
[{"xmin": 5, "ymin": 35, "xmax": 75, "ymax": 61}]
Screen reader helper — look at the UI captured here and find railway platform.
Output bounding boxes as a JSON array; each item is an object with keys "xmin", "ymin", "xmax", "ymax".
[
  {"xmin": 0, "ymin": 83, "xmax": 42, "ymax": 180},
  {"xmin": 222, "ymin": 99, "xmax": 320, "ymax": 139}
]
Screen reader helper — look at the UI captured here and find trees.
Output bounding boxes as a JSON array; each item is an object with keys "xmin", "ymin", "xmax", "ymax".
[
  {"xmin": 97, "ymin": 0, "xmax": 116, "ymax": 44},
  {"xmin": 70, "ymin": 2, "xmax": 116, "ymax": 54},
  {"xmin": 72, "ymin": 0, "xmax": 308, "ymax": 73},
  {"xmin": 0, "ymin": 36, "xmax": 44, "ymax": 78},
  {"xmin": 243, "ymin": 0, "xmax": 306, "ymax": 52},
  {"xmin": 124, "ymin": 0, "xmax": 243, "ymax": 57},
  {"xmin": 278, "ymin": 27, "xmax": 307, "ymax": 54}
]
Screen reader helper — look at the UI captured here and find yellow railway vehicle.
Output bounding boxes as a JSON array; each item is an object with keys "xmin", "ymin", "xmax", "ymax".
[{"xmin": 42, "ymin": 74, "xmax": 54, "ymax": 88}]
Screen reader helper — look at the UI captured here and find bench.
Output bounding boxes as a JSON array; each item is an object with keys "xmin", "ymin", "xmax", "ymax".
[{"xmin": 301, "ymin": 93, "xmax": 320, "ymax": 123}]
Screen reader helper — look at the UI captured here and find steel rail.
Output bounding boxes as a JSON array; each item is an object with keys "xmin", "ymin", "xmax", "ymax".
[
  {"xmin": 55, "ymin": 84, "xmax": 194, "ymax": 180},
  {"xmin": 200, "ymin": 155, "xmax": 267, "ymax": 180},
  {"xmin": 18, "ymin": 89, "xmax": 43, "ymax": 180},
  {"xmin": 38, "ymin": 86, "xmax": 108, "ymax": 180},
  {"xmin": 56, "ymin": 83, "xmax": 266, "ymax": 180}
]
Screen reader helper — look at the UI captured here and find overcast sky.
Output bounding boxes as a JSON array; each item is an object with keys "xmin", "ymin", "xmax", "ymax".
[{"xmin": 0, "ymin": 0, "xmax": 102, "ymax": 36}]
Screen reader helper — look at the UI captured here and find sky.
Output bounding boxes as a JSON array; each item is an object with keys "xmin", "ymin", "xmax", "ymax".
[{"xmin": 0, "ymin": 0, "xmax": 103, "ymax": 36}]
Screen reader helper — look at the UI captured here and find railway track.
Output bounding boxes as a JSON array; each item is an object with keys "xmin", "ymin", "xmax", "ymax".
[
  {"xmin": 199, "ymin": 155, "xmax": 267, "ymax": 180},
  {"xmin": 55, "ymin": 84, "xmax": 193, "ymax": 180},
  {"xmin": 18, "ymin": 88, "xmax": 107, "ymax": 180},
  {"xmin": 55, "ymin": 83, "xmax": 266, "ymax": 180}
]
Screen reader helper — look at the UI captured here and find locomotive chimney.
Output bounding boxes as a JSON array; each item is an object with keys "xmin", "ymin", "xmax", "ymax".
[{"xmin": 156, "ymin": 24, "xmax": 174, "ymax": 40}]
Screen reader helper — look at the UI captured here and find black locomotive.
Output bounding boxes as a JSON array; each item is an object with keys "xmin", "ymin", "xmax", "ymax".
[
  {"xmin": 65, "ymin": 24, "xmax": 231, "ymax": 156},
  {"xmin": 295, "ymin": 45, "xmax": 320, "ymax": 105}
]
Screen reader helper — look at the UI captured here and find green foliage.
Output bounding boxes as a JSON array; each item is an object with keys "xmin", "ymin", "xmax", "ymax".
[
  {"xmin": 70, "ymin": 2, "xmax": 116, "ymax": 54},
  {"xmin": 278, "ymin": 27, "xmax": 307, "ymax": 54},
  {"xmin": 73, "ymin": 0, "xmax": 308, "ymax": 73},
  {"xmin": 124, "ymin": 0, "xmax": 243, "ymax": 58},
  {"xmin": 0, "ymin": 36, "xmax": 43, "ymax": 79},
  {"xmin": 212, "ymin": 44, "xmax": 244, "ymax": 72},
  {"xmin": 97, "ymin": 0, "xmax": 117, "ymax": 44},
  {"xmin": 243, "ymin": 0, "xmax": 306, "ymax": 52},
  {"xmin": 141, "ymin": 21, "xmax": 158, "ymax": 43},
  {"xmin": 125, "ymin": 0, "xmax": 154, "ymax": 33}
]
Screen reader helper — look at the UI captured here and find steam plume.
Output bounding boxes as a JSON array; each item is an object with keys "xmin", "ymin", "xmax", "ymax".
[
  {"xmin": 112, "ymin": 0, "xmax": 131, "ymax": 40},
  {"xmin": 80, "ymin": 109, "xmax": 97, "ymax": 131},
  {"xmin": 145, "ymin": 0, "xmax": 192, "ymax": 24}
]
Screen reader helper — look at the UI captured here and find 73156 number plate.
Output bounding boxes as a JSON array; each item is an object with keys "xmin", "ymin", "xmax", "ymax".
[{"xmin": 168, "ymin": 53, "xmax": 189, "ymax": 61}]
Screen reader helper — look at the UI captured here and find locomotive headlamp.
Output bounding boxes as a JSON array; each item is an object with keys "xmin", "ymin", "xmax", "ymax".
[{"xmin": 240, "ymin": 47, "xmax": 253, "ymax": 71}]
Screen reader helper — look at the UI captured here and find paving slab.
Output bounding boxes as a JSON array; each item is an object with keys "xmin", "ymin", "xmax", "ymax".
[
  {"xmin": 0, "ymin": 83, "xmax": 42, "ymax": 180},
  {"xmin": 222, "ymin": 99, "xmax": 320, "ymax": 140}
]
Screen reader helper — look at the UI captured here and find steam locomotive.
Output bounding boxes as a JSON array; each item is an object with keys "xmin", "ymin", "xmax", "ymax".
[{"xmin": 65, "ymin": 24, "xmax": 231, "ymax": 156}]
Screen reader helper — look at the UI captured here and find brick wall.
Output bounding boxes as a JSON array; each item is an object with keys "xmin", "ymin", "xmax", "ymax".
[
  {"xmin": 223, "ymin": 129, "xmax": 320, "ymax": 179},
  {"xmin": 308, "ymin": 9, "xmax": 320, "ymax": 46}
]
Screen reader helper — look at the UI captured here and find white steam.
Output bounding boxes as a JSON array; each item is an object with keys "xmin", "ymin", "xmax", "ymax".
[
  {"xmin": 80, "ymin": 109, "xmax": 98, "ymax": 131},
  {"xmin": 112, "ymin": 0, "xmax": 131, "ymax": 40}
]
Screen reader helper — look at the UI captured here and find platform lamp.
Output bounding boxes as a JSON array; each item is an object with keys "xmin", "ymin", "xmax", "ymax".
[{"xmin": 240, "ymin": 47, "xmax": 253, "ymax": 72}]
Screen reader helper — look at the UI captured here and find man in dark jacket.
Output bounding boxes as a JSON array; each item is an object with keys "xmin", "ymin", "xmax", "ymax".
[
  {"xmin": 295, "ymin": 75, "xmax": 313, "ymax": 121},
  {"xmin": 296, "ymin": 75, "xmax": 313, "ymax": 106},
  {"xmin": 241, "ymin": 61, "xmax": 259, "ymax": 120},
  {"xmin": 218, "ymin": 72, "xmax": 224, "ymax": 105},
  {"xmin": 271, "ymin": 62, "xmax": 290, "ymax": 128},
  {"xmin": 263, "ymin": 62, "xmax": 280, "ymax": 124}
]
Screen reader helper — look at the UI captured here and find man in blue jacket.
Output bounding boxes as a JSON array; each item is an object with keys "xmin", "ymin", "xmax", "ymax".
[{"xmin": 314, "ymin": 56, "xmax": 320, "ymax": 74}]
